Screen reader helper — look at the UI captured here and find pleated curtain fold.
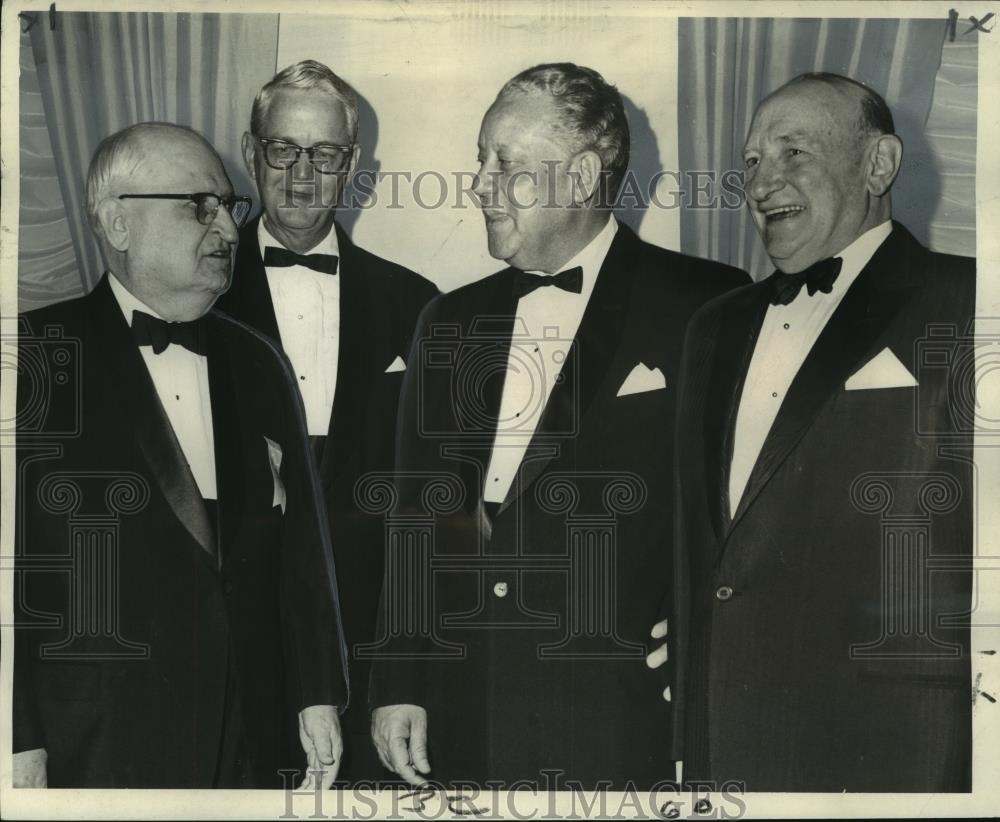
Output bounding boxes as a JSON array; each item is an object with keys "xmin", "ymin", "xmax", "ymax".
[{"xmin": 677, "ymin": 17, "xmax": 966, "ymax": 278}]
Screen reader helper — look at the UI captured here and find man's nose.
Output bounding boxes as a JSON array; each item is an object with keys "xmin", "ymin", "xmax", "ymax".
[
  {"xmin": 213, "ymin": 207, "xmax": 240, "ymax": 243},
  {"xmin": 292, "ymin": 150, "xmax": 316, "ymax": 181},
  {"xmin": 472, "ymin": 163, "xmax": 496, "ymax": 206},
  {"xmin": 746, "ymin": 157, "xmax": 784, "ymax": 204}
]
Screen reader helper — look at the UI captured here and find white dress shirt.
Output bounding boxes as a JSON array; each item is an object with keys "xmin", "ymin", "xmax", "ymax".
[
  {"xmin": 728, "ymin": 220, "xmax": 893, "ymax": 517},
  {"xmin": 259, "ymin": 221, "xmax": 341, "ymax": 437},
  {"xmin": 483, "ymin": 217, "xmax": 618, "ymax": 504},
  {"xmin": 108, "ymin": 274, "xmax": 217, "ymax": 499}
]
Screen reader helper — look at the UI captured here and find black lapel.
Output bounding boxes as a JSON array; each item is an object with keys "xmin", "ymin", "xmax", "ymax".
[
  {"xmin": 223, "ymin": 217, "xmax": 281, "ymax": 341},
  {"xmin": 499, "ymin": 223, "xmax": 634, "ymax": 513},
  {"xmin": 205, "ymin": 317, "xmax": 245, "ymax": 568},
  {"xmin": 727, "ymin": 225, "xmax": 922, "ymax": 536},
  {"xmin": 87, "ymin": 276, "xmax": 216, "ymax": 559},
  {"xmin": 704, "ymin": 282, "xmax": 770, "ymax": 544},
  {"xmin": 323, "ymin": 225, "xmax": 372, "ymax": 480}
]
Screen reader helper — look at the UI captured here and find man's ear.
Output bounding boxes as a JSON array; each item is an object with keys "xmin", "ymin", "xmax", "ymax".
[
  {"xmin": 241, "ymin": 131, "xmax": 257, "ymax": 180},
  {"xmin": 867, "ymin": 134, "xmax": 903, "ymax": 197},
  {"xmin": 568, "ymin": 149, "xmax": 605, "ymax": 206},
  {"xmin": 96, "ymin": 199, "xmax": 129, "ymax": 253}
]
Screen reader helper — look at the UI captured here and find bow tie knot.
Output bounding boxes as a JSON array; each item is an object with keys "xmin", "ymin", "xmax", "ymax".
[
  {"xmin": 131, "ymin": 311, "xmax": 206, "ymax": 356},
  {"xmin": 513, "ymin": 266, "xmax": 583, "ymax": 298},
  {"xmin": 769, "ymin": 257, "xmax": 843, "ymax": 306},
  {"xmin": 263, "ymin": 245, "xmax": 339, "ymax": 275}
]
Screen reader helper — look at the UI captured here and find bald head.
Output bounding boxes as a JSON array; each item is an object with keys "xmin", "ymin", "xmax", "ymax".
[
  {"xmin": 87, "ymin": 122, "xmax": 239, "ymax": 321},
  {"xmin": 86, "ymin": 123, "xmax": 218, "ymax": 231},
  {"xmin": 742, "ymin": 74, "xmax": 903, "ymax": 272}
]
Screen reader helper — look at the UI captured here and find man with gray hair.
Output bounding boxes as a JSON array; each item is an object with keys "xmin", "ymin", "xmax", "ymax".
[
  {"xmin": 215, "ymin": 59, "xmax": 438, "ymax": 782},
  {"xmin": 13, "ymin": 122, "xmax": 348, "ymax": 788},
  {"xmin": 369, "ymin": 62, "xmax": 748, "ymax": 789}
]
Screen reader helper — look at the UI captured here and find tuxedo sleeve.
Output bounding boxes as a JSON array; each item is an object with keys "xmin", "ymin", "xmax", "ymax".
[
  {"xmin": 269, "ymin": 342, "xmax": 350, "ymax": 713},
  {"xmin": 367, "ymin": 297, "xmax": 443, "ymax": 710}
]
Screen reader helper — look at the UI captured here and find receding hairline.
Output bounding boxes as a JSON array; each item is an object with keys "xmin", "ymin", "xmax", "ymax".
[{"xmin": 763, "ymin": 74, "xmax": 894, "ymax": 137}]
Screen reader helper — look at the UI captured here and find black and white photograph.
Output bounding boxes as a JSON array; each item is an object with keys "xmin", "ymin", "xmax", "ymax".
[{"xmin": 1, "ymin": 0, "xmax": 998, "ymax": 818}]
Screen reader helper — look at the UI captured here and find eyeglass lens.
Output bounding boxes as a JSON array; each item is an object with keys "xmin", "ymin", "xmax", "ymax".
[
  {"xmin": 195, "ymin": 195, "xmax": 250, "ymax": 228},
  {"xmin": 264, "ymin": 141, "xmax": 349, "ymax": 172}
]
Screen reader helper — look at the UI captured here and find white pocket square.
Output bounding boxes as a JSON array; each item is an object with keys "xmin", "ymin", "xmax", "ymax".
[
  {"xmin": 385, "ymin": 355, "xmax": 406, "ymax": 374},
  {"xmin": 617, "ymin": 363, "xmax": 666, "ymax": 397},
  {"xmin": 845, "ymin": 347, "xmax": 918, "ymax": 391},
  {"xmin": 264, "ymin": 436, "xmax": 286, "ymax": 513}
]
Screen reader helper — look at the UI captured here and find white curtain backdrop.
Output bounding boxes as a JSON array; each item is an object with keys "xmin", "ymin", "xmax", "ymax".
[{"xmin": 23, "ymin": 12, "xmax": 279, "ymax": 305}]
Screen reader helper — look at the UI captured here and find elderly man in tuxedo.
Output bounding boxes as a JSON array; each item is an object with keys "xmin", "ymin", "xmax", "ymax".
[
  {"xmin": 369, "ymin": 62, "xmax": 748, "ymax": 789},
  {"xmin": 214, "ymin": 61, "xmax": 438, "ymax": 781},
  {"xmin": 649, "ymin": 73, "xmax": 975, "ymax": 791},
  {"xmin": 13, "ymin": 122, "xmax": 347, "ymax": 788}
]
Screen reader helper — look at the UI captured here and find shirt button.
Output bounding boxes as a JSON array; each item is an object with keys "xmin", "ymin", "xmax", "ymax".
[
  {"xmin": 715, "ymin": 585, "xmax": 734, "ymax": 601},
  {"xmin": 783, "ymin": 323, "xmax": 790, "ymax": 330},
  {"xmin": 297, "ymin": 314, "xmax": 304, "ymax": 320},
  {"xmin": 771, "ymin": 391, "xmax": 778, "ymax": 398},
  {"xmin": 493, "ymin": 581, "xmax": 509, "ymax": 598}
]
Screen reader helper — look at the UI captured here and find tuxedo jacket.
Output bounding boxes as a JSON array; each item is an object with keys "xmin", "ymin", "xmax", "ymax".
[
  {"xmin": 370, "ymin": 223, "xmax": 749, "ymax": 789},
  {"xmin": 13, "ymin": 276, "xmax": 348, "ymax": 787},
  {"xmin": 214, "ymin": 218, "xmax": 438, "ymax": 752},
  {"xmin": 671, "ymin": 222, "xmax": 975, "ymax": 792}
]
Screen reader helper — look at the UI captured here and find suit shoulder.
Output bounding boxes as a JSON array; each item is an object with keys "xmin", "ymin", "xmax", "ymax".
[
  {"xmin": 209, "ymin": 309, "xmax": 296, "ymax": 379},
  {"xmin": 419, "ymin": 269, "xmax": 512, "ymax": 321},
  {"xmin": 926, "ymin": 249, "xmax": 975, "ymax": 284},
  {"xmin": 348, "ymin": 242, "xmax": 438, "ymax": 300},
  {"xmin": 19, "ymin": 294, "xmax": 92, "ymax": 337},
  {"xmin": 634, "ymin": 238, "xmax": 751, "ymax": 297}
]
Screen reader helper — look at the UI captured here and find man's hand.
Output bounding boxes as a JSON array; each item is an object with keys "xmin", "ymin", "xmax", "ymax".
[
  {"xmin": 298, "ymin": 704, "xmax": 343, "ymax": 790},
  {"xmin": 371, "ymin": 704, "xmax": 430, "ymax": 786},
  {"xmin": 645, "ymin": 619, "xmax": 671, "ymax": 702},
  {"xmin": 13, "ymin": 749, "xmax": 47, "ymax": 788}
]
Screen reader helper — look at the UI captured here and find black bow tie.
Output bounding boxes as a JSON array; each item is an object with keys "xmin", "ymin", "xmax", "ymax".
[
  {"xmin": 263, "ymin": 245, "xmax": 339, "ymax": 275},
  {"xmin": 513, "ymin": 266, "xmax": 584, "ymax": 299},
  {"xmin": 131, "ymin": 311, "xmax": 206, "ymax": 356},
  {"xmin": 769, "ymin": 257, "xmax": 843, "ymax": 306}
]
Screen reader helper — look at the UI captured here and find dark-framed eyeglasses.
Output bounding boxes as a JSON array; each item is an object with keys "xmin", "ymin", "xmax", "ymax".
[
  {"xmin": 117, "ymin": 193, "xmax": 253, "ymax": 228},
  {"xmin": 254, "ymin": 136, "xmax": 355, "ymax": 174}
]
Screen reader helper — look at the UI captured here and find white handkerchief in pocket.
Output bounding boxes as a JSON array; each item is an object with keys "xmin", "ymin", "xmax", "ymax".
[
  {"xmin": 385, "ymin": 355, "xmax": 406, "ymax": 374},
  {"xmin": 264, "ymin": 436, "xmax": 286, "ymax": 513},
  {"xmin": 845, "ymin": 347, "xmax": 918, "ymax": 391},
  {"xmin": 617, "ymin": 363, "xmax": 667, "ymax": 397}
]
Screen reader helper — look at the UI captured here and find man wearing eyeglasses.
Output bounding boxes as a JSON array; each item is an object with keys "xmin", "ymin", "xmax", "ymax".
[
  {"xmin": 13, "ymin": 122, "xmax": 348, "ymax": 788},
  {"xmin": 215, "ymin": 60, "xmax": 438, "ymax": 783}
]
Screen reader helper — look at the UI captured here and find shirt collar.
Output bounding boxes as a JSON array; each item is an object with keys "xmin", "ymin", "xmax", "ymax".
[
  {"xmin": 258, "ymin": 218, "xmax": 341, "ymax": 261},
  {"xmin": 526, "ymin": 216, "xmax": 618, "ymax": 286},
  {"xmin": 825, "ymin": 219, "xmax": 893, "ymax": 300},
  {"xmin": 107, "ymin": 272, "xmax": 166, "ymax": 326}
]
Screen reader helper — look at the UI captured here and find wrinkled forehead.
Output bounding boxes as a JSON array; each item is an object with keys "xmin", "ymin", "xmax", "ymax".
[
  {"xmin": 133, "ymin": 132, "xmax": 233, "ymax": 194},
  {"xmin": 745, "ymin": 82, "xmax": 859, "ymax": 149}
]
